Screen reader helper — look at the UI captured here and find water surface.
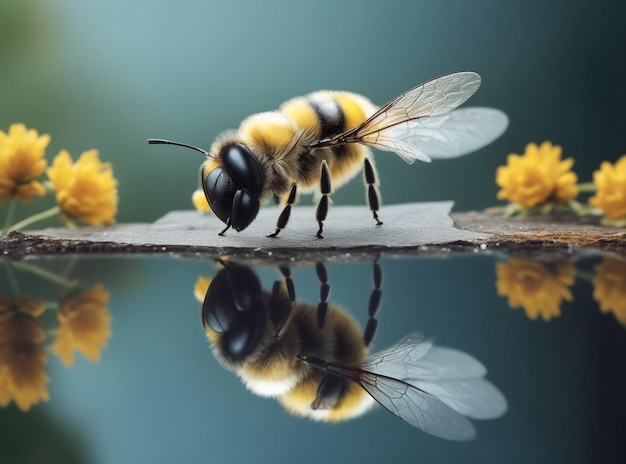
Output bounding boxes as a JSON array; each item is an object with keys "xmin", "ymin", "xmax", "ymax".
[{"xmin": 1, "ymin": 252, "xmax": 624, "ymax": 463}]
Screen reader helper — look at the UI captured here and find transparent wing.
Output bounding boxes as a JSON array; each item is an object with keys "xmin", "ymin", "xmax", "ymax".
[
  {"xmin": 359, "ymin": 72, "xmax": 482, "ymax": 135},
  {"xmin": 358, "ymin": 372, "xmax": 476, "ymax": 441},
  {"xmin": 369, "ymin": 107, "xmax": 509, "ymax": 164},
  {"xmin": 410, "ymin": 378, "xmax": 508, "ymax": 420},
  {"xmin": 309, "ymin": 72, "xmax": 508, "ymax": 164}
]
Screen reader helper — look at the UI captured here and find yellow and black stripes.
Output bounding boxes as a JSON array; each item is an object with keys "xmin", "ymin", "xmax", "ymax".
[{"xmin": 307, "ymin": 93, "xmax": 346, "ymax": 139}]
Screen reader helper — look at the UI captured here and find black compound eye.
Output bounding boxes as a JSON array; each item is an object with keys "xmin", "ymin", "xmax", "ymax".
[
  {"xmin": 202, "ymin": 265, "xmax": 266, "ymax": 361},
  {"xmin": 231, "ymin": 190, "xmax": 260, "ymax": 232},
  {"xmin": 221, "ymin": 144, "xmax": 263, "ymax": 195},
  {"xmin": 203, "ymin": 166, "xmax": 235, "ymax": 224}
]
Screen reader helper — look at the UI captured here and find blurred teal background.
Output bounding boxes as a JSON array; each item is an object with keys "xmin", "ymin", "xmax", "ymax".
[
  {"xmin": 2, "ymin": 3, "xmax": 626, "ymax": 463},
  {"xmin": 2, "ymin": 0, "xmax": 625, "ymax": 225}
]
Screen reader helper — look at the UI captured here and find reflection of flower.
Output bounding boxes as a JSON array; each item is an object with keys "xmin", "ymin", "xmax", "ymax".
[
  {"xmin": 496, "ymin": 142, "xmax": 578, "ymax": 210},
  {"xmin": 51, "ymin": 285, "xmax": 112, "ymax": 367},
  {"xmin": 0, "ymin": 295, "xmax": 49, "ymax": 411},
  {"xmin": 0, "ymin": 295, "xmax": 47, "ymax": 320},
  {"xmin": 46, "ymin": 149, "xmax": 118, "ymax": 226},
  {"xmin": 0, "ymin": 123, "xmax": 50, "ymax": 203},
  {"xmin": 593, "ymin": 258, "xmax": 626, "ymax": 326},
  {"xmin": 496, "ymin": 259, "xmax": 575, "ymax": 321},
  {"xmin": 194, "ymin": 276, "xmax": 212, "ymax": 302},
  {"xmin": 588, "ymin": 155, "xmax": 626, "ymax": 221},
  {"xmin": 192, "ymin": 189, "xmax": 211, "ymax": 213}
]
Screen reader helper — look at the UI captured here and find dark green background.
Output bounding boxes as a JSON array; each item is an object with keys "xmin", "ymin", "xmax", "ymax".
[{"xmin": 2, "ymin": 0, "xmax": 625, "ymax": 225}]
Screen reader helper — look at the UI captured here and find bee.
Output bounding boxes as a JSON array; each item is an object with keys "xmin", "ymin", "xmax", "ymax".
[
  {"xmin": 149, "ymin": 72, "xmax": 508, "ymax": 238},
  {"xmin": 199, "ymin": 261, "xmax": 507, "ymax": 440}
]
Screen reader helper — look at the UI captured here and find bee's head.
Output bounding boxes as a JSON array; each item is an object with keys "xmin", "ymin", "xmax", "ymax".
[
  {"xmin": 202, "ymin": 143, "xmax": 263, "ymax": 232},
  {"xmin": 147, "ymin": 138, "xmax": 264, "ymax": 232},
  {"xmin": 201, "ymin": 264, "xmax": 265, "ymax": 362}
]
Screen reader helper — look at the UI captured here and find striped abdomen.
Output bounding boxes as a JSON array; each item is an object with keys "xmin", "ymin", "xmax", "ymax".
[
  {"xmin": 280, "ymin": 91, "xmax": 375, "ymax": 190},
  {"xmin": 237, "ymin": 90, "xmax": 376, "ymax": 196}
]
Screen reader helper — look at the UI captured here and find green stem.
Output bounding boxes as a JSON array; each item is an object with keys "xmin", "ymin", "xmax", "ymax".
[
  {"xmin": 12, "ymin": 260, "xmax": 79, "ymax": 288},
  {"xmin": 46, "ymin": 301, "xmax": 60, "ymax": 310},
  {"xmin": 503, "ymin": 203, "xmax": 519, "ymax": 218},
  {"xmin": 6, "ymin": 205, "xmax": 61, "ymax": 232},
  {"xmin": 577, "ymin": 182, "xmax": 597, "ymax": 193},
  {"xmin": 575, "ymin": 269, "xmax": 596, "ymax": 283},
  {"xmin": 62, "ymin": 257, "xmax": 78, "ymax": 279},
  {"xmin": 2, "ymin": 198, "xmax": 18, "ymax": 234}
]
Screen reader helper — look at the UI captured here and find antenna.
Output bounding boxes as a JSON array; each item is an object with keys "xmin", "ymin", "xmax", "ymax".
[{"xmin": 147, "ymin": 138, "xmax": 213, "ymax": 158}]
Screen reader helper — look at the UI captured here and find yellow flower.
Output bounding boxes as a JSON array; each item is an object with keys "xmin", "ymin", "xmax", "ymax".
[
  {"xmin": 593, "ymin": 258, "xmax": 626, "ymax": 326},
  {"xmin": 0, "ymin": 123, "xmax": 50, "ymax": 203},
  {"xmin": 192, "ymin": 188, "xmax": 212, "ymax": 213},
  {"xmin": 496, "ymin": 142, "xmax": 579, "ymax": 210},
  {"xmin": 46, "ymin": 149, "xmax": 118, "ymax": 226},
  {"xmin": 194, "ymin": 276, "xmax": 213, "ymax": 302},
  {"xmin": 51, "ymin": 285, "xmax": 112, "ymax": 367},
  {"xmin": 588, "ymin": 155, "xmax": 626, "ymax": 221},
  {"xmin": 0, "ymin": 297, "xmax": 50, "ymax": 411},
  {"xmin": 496, "ymin": 259, "xmax": 575, "ymax": 321}
]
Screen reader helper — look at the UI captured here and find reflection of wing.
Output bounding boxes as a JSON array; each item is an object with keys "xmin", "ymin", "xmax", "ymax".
[
  {"xmin": 358, "ymin": 371, "xmax": 477, "ymax": 441},
  {"xmin": 309, "ymin": 72, "xmax": 508, "ymax": 164},
  {"xmin": 300, "ymin": 331, "xmax": 507, "ymax": 439},
  {"xmin": 361, "ymin": 332, "xmax": 432, "ymax": 376},
  {"xmin": 364, "ymin": 331, "xmax": 507, "ymax": 421},
  {"xmin": 364, "ymin": 332, "xmax": 486, "ymax": 380},
  {"xmin": 408, "ymin": 378, "xmax": 507, "ymax": 420}
]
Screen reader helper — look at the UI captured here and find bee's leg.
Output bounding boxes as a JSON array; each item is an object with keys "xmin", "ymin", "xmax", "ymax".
[
  {"xmin": 315, "ymin": 262, "xmax": 330, "ymax": 329},
  {"xmin": 363, "ymin": 257, "xmax": 382, "ymax": 347},
  {"xmin": 364, "ymin": 158, "xmax": 383, "ymax": 226},
  {"xmin": 270, "ymin": 274, "xmax": 297, "ymax": 337},
  {"xmin": 218, "ymin": 219, "xmax": 232, "ymax": 236},
  {"xmin": 278, "ymin": 265, "xmax": 296, "ymax": 303},
  {"xmin": 315, "ymin": 160, "xmax": 331, "ymax": 239},
  {"xmin": 310, "ymin": 372, "xmax": 344, "ymax": 410},
  {"xmin": 268, "ymin": 184, "xmax": 297, "ymax": 238}
]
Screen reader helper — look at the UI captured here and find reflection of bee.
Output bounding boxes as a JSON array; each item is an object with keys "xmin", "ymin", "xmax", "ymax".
[
  {"xmin": 149, "ymin": 72, "xmax": 508, "ymax": 238},
  {"xmin": 200, "ymin": 262, "xmax": 507, "ymax": 440}
]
